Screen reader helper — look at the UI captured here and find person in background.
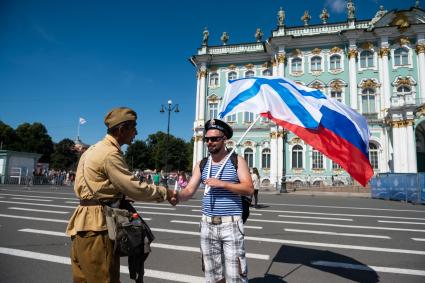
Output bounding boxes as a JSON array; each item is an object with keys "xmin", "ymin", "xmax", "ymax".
[
  {"xmin": 153, "ymin": 169, "xmax": 160, "ymax": 185},
  {"xmin": 177, "ymin": 171, "xmax": 188, "ymax": 190},
  {"xmin": 251, "ymin": 167, "xmax": 261, "ymax": 208}
]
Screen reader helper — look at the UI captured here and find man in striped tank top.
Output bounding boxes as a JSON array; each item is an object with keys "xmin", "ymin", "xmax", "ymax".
[{"xmin": 177, "ymin": 119, "xmax": 254, "ymax": 283}]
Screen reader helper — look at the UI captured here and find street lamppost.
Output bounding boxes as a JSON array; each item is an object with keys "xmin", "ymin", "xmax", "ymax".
[
  {"xmin": 160, "ymin": 99, "xmax": 179, "ymax": 175},
  {"xmin": 280, "ymin": 129, "xmax": 288, "ymax": 193}
]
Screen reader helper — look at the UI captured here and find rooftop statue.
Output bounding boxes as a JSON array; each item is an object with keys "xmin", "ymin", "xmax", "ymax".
[
  {"xmin": 320, "ymin": 8, "xmax": 330, "ymax": 24},
  {"xmin": 301, "ymin": 10, "xmax": 311, "ymax": 26},
  {"xmin": 277, "ymin": 7, "xmax": 285, "ymax": 26},
  {"xmin": 220, "ymin": 32, "xmax": 229, "ymax": 45},
  {"xmin": 255, "ymin": 28, "xmax": 263, "ymax": 42},
  {"xmin": 202, "ymin": 27, "xmax": 209, "ymax": 46},
  {"xmin": 347, "ymin": 0, "xmax": 356, "ymax": 20}
]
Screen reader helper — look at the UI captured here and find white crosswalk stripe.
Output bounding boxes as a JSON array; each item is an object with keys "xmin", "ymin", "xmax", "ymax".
[
  {"xmin": 8, "ymin": 207, "xmax": 69, "ymax": 214},
  {"xmin": 284, "ymin": 228, "xmax": 391, "ymax": 239}
]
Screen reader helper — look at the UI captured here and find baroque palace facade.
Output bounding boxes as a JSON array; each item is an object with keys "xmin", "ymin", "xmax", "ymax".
[{"xmin": 190, "ymin": 1, "xmax": 425, "ymax": 188}]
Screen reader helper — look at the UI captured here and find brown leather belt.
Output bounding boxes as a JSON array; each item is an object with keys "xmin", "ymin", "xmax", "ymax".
[{"xmin": 79, "ymin": 199, "xmax": 102, "ymax": 206}]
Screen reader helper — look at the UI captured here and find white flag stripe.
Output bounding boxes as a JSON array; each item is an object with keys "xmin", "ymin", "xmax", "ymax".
[{"xmin": 79, "ymin": 117, "xmax": 86, "ymax": 124}]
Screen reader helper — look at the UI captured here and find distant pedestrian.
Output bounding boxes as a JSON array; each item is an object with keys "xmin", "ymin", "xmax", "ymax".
[
  {"xmin": 251, "ymin": 167, "xmax": 260, "ymax": 208},
  {"xmin": 177, "ymin": 171, "xmax": 188, "ymax": 189},
  {"xmin": 153, "ymin": 170, "xmax": 160, "ymax": 185}
]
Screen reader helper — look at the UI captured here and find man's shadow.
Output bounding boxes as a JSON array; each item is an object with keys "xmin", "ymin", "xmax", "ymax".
[{"xmin": 249, "ymin": 245, "xmax": 379, "ymax": 282}]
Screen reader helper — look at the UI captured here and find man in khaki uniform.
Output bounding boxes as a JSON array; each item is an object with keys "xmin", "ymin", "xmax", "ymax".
[{"xmin": 66, "ymin": 107, "xmax": 176, "ymax": 283}]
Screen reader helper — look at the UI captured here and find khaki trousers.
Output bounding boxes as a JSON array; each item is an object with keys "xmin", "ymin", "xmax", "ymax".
[{"xmin": 71, "ymin": 230, "xmax": 120, "ymax": 283}]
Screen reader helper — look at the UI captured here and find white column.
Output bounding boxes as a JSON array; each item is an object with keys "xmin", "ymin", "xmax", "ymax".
[
  {"xmin": 198, "ymin": 64, "xmax": 207, "ymax": 124},
  {"xmin": 277, "ymin": 53, "xmax": 285, "ymax": 77},
  {"xmin": 381, "ymin": 127, "xmax": 390, "ymax": 173},
  {"xmin": 194, "ymin": 73, "xmax": 201, "ymax": 124},
  {"xmin": 272, "ymin": 57, "xmax": 278, "ymax": 76},
  {"xmin": 392, "ymin": 124, "xmax": 402, "ymax": 172},
  {"xmin": 196, "ymin": 132, "xmax": 204, "ymax": 166},
  {"xmin": 270, "ymin": 127, "xmax": 279, "ymax": 187},
  {"xmin": 348, "ymin": 49, "xmax": 358, "ymax": 110},
  {"xmin": 277, "ymin": 128, "xmax": 283, "ymax": 183},
  {"xmin": 407, "ymin": 121, "xmax": 417, "ymax": 173},
  {"xmin": 377, "ymin": 55, "xmax": 385, "ymax": 113},
  {"xmin": 379, "ymin": 47, "xmax": 391, "ymax": 109},
  {"xmin": 416, "ymin": 44, "xmax": 425, "ymax": 103}
]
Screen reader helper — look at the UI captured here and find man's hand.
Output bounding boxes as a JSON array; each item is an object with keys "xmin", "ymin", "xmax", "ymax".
[{"xmin": 166, "ymin": 188, "xmax": 179, "ymax": 206}]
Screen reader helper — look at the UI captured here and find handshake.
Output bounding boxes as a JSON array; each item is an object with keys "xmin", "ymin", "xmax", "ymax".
[{"xmin": 166, "ymin": 189, "xmax": 179, "ymax": 206}]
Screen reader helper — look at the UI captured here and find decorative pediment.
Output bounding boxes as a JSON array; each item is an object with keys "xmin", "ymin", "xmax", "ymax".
[
  {"xmin": 360, "ymin": 79, "xmax": 380, "ymax": 90},
  {"xmin": 392, "ymin": 76, "xmax": 416, "ymax": 87},
  {"xmin": 209, "ymin": 66, "xmax": 218, "ymax": 72},
  {"xmin": 262, "ymin": 61, "xmax": 272, "ymax": 68},
  {"xmin": 308, "ymin": 80, "xmax": 325, "ymax": 90},
  {"xmin": 397, "ymin": 36, "xmax": 410, "ymax": 46},
  {"xmin": 329, "ymin": 80, "xmax": 344, "ymax": 91},
  {"xmin": 361, "ymin": 42, "xmax": 374, "ymax": 50},
  {"xmin": 243, "ymin": 140, "xmax": 254, "ymax": 147},
  {"xmin": 330, "ymin": 46, "xmax": 342, "ymax": 53},
  {"xmin": 245, "ymin": 63, "xmax": 254, "ymax": 69},
  {"xmin": 207, "ymin": 94, "xmax": 221, "ymax": 102},
  {"xmin": 291, "ymin": 49, "xmax": 302, "ymax": 56},
  {"xmin": 289, "ymin": 137, "xmax": 302, "ymax": 144},
  {"xmin": 373, "ymin": 8, "xmax": 425, "ymax": 31},
  {"xmin": 228, "ymin": 64, "xmax": 237, "ymax": 70},
  {"xmin": 312, "ymin": 48, "xmax": 321, "ymax": 55}
]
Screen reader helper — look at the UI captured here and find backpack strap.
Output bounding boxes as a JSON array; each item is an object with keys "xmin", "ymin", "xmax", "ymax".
[{"xmin": 199, "ymin": 151, "xmax": 238, "ymax": 174}]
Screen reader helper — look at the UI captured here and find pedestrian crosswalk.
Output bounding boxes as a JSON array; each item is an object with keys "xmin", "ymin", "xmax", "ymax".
[{"xmin": 0, "ymin": 189, "xmax": 425, "ymax": 282}]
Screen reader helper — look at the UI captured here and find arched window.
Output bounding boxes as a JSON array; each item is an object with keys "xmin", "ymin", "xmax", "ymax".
[
  {"xmin": 310, "ymin": 56, "xmax": 322, "ymax": 71},
  {"xmin": 397, "ymin": 85, "xmax": 411, "ymax": 95},
  {"xmin": 209, "ymin": 73, "xmax": 219, "ymax": 86},
  {"xmin": 245, "ymin": 70, "xmax": 255, "ymax": 78},
  {"xmin": 262, "ymin": 148, "xmax": 271, "ymax": 169},
  {"xmin": 332, "ymin": 161, "xmax": 342, "ymax": 169},
  {"xmin": 394, "ymin": 48, "xmax": 409, "ymax": 66},
  {"xmin": 292, "ymin": 57, "xmax": 302, "ymax": 72},
  {"xmin": 329, "ymin": 55, "xmax": 341, "ymax": 70},
  {"xmin": 312, "ymin": 149, "xmax": 323, "ymax": 169},
  {"xmin": 361, "ymin": 88, "xmax": 376, "ymax": 114},
  {"xmin": 291, "ymin": 145, "xmax": 303, "ymax": 169},
  {"xmin": 330, "ymin": 90, "xmax": 342, "ymax": 102},
  {"xmin": 209, "ymin": 102, "xmax": 218, "ymax": 119},
  {"xmin": 369, "ymin": 143, "xmax": 379, "ymax": 169},
  {"xmin": 360, "ymin": 50, "xmax": 374, "ymax": 68},
  {"xmin": 262, "ymin": 69, "xmax": 272, "ymax": 76},
  {"xmin": 228, "ymin": 71, "xmax": 237, "ymax": 81},
  {"xmin": 244, "ymin": 148, "xmax": 254, "ymax": 168}
]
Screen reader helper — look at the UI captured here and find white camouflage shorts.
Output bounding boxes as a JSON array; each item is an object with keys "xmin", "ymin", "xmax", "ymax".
[{"xmin": 200, "ymin": 218, "xmax": 248, "ymax": 283}]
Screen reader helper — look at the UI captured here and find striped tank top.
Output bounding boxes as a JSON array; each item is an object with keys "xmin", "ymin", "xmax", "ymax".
[{"xmin": 201, "ymin": 156, "xmax": 242, "ymax": 216}]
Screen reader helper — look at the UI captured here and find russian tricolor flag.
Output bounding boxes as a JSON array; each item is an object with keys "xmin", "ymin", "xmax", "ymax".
[{"xmin": 219, "ymin": 77, "xmax": 373, "ymax": 187}]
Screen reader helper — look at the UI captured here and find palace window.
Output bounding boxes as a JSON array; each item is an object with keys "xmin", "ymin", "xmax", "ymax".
[
  {"xmin": 312, "ymin": 149, "xmax": 324, "ymax": 169},
  {"xmin": 361, "ymin": 88, "xmax": 376, "ymax": 114},
  {"xmin": 226, "ymin": 113, "xmax": 237, "ymax": 123},
  {"xmin": 360, "ymin": 50, "xmax": 374, "ymax": 68},
  {"xmin": 310, "ymin": 56, "xmax": 322, "ymax": 71},
  {"xmin": 291, "ymin": 145, "xmax": 303, "ymax": 169},
  {"xmin": 244, "ymin": 148, "xmax": 254, "ymax": 168},
  {"xmin": 396, "ymin": 85, "xmax": 411, "ymax": 95},
  {"xmin": 244, "ymin": 112, "xmax": 254, "ymax": 123},
  {"xmin": 209, "ymin": 102, "xmax": 218, "ymax": 119},
  {"xmin": 228, "ymin": 71, "xmax": 237, "ymax": 81},
  {"xmin": 262, "ymin": 69, "xmax": 272, "ymax": 76},
  {"xmin": 262, "ymin": 148, "xmax": 271, "ymax": 169},
  {"xmin": 394, "ymin": 48, "xmax": 409, "ymax": 66},
  {"xmin": 369, "ymin": 143, "xmax": 379, "ymax": 169},
  {"xmin": 330, "ymin": 90, "xmax": 342, "ymax": 102},
  {"xmin": 245, "ymin": 70, "xmax": 255, "ymax": 78},
  {"xmin": 292, "ymin": 57, "xmax": 302, "ymax": 72},
  {"xmin": 329, "ymin": 55, "xmax": 341, "ymax": 70},
  {"xmin": 209, "ymin": 73, "xmax": 219, "ymax": 86},
  {"xmin": 332, "ymin": 161, "xmax": 342, "ymax": 169}
]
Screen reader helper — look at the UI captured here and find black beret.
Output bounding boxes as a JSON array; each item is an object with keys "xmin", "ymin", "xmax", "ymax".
[{"xmin": 204, "ymin": 119, "xmax": 233, "ymax": 139}]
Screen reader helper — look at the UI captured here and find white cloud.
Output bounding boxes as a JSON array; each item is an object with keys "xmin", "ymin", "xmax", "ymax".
[{"xmin": 326, "ymin": 0, "xmax": 346, "ymax": 14}]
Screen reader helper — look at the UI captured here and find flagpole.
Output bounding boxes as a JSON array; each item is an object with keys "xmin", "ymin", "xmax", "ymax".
[
  {"xmin": 77, "ymin": 119, "xmax": 80, "ymax": 140},
  {"xmin": 204, "ymin": 115, "xmax": 261, "ymax": 195}
]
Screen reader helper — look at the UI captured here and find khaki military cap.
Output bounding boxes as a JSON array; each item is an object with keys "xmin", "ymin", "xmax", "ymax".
[{"xmin": 104, "ymin": 107, "xmax": 137, "ymax": 129}]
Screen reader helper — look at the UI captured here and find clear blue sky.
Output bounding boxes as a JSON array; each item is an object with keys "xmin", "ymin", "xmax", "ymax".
[{"xmin": 0, "ymin": 0, "xmax": 411, "ymax": 145}]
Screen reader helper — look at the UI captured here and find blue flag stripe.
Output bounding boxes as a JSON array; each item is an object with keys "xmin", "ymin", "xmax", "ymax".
[
  {"xmin": 220, "ymin": 78, "xmax": 320, "ymax": 129},
  {"xmin": 320, "ymin": 106, "xmax": 368, "ymax": 156}
]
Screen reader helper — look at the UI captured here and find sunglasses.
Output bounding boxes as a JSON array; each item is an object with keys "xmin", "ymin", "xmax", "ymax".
[{"xmin": 203, "ymin": 136, "xmax": 224, "ymax": 143}]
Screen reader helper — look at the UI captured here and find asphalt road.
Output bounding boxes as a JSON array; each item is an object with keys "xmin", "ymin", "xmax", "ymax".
[{"xmin": 0, "ymin": 185, "xmax": 424, "ymax": 283}]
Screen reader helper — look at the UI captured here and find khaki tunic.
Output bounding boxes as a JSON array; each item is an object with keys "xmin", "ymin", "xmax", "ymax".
[{"xmin": 66, "ymin": 134, "xmax": 167, "ymax": 236}]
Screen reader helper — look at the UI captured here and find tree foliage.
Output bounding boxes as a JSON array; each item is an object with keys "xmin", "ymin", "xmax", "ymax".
[
  {"xmin": 15, "ymin": 122, "xmax": 54, "ymax": 163},
  {"xmin": 0, "ymin": 121, "xmax": 19, "ymax": 150},
  {"xmin": 125, "ymin": 131, "xmax": 192, "ymax": 172},
  {"xmin": 50, "ymin": 138, "xmax": 79, "ymax": 170}
]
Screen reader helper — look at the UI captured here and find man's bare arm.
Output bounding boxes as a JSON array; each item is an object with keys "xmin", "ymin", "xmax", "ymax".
[{"xmin": 177, "ymin": 162, "xmax": 202, "ymax": 201}]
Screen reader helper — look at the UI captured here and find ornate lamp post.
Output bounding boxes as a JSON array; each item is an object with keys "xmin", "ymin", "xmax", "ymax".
[
  {"xmin": 280, "ymin": 130, "xmax": 288, "ymax": 193},
  {"xmin": 160, "ymin": 100, "xmax": 179, "ymax": 174}
]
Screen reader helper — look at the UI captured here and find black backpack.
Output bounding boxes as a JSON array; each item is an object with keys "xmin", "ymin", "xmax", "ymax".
[{"xmin": 199, "ymin": 152, "xmax": 250, "ymax": 223}]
